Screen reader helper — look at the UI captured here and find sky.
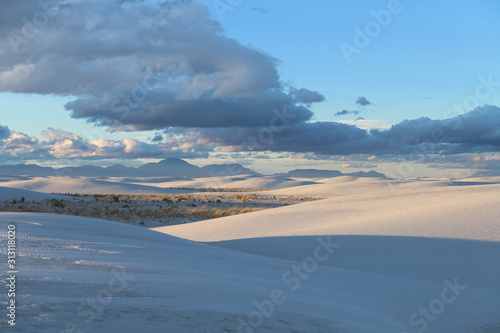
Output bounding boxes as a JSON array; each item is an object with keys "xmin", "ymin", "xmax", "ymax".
[{"xmin": 0, "ymin": 0, "xmax": 499, "ymax": 178}]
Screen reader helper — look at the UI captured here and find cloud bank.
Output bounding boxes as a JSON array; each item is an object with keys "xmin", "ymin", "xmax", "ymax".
[
  {"xmin": 1, "ymin": 106, "xmax": 499, "ymax": 164},
  {"xmin": 0, "ymin": 0, "xmax": 499, "ymax": 176},
  {"xmin": 172, "ymin": 105, "xmax": 500, "ymax": 156},
  {"xmin": 0, "ymin": 127, "xmax": 209, "ymax": 163},
  {"xmin": 0, "ymin": 0, "xmax": 319, "ymax": 130}
]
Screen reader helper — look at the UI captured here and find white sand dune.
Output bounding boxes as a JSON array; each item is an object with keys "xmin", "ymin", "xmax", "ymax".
[
  {"xmin": 0, "ymin": 186, "xmax": 67, "ymax": 202},
  {"xmin": 157, "ymin": 182, "xmax": 500, "ymax": 244},
  {"xmin": 0, "ymin": 174, "xmax": 402, "ymax": 198},
  {"xmin": 1, "ymin": 177, "xmax": 499, "ymax": 332},
  {"xmin": 154, "ymin": 181, "xmax": 500, "ymax": 331},
  {"xmin": 1, "ymin": 212, "xmax": 498, "ymax": 332},
  {"xmin": 1, "ymin": 177, "xmax": 194, "ymax": 195},
  {"xmin": 258, "ymin": 176, "xmax": 473, "ymax": 197},
  {"xmin": 129, "ymin": 174, "xmax": 321, "ymax": 191}
]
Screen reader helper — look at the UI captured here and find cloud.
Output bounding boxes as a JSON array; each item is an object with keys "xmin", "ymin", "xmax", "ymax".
[
  {"xmin": 356, "ymin": 96, "xmax": 372, "ymax": 106},
  {"xmin": 40, "ymin": 128, "xmax": 96, "ymax": 158},
  {"xmin": 371, "ymin": 105, "xmax": 500, "ymax": 151},
  {"xmin": 0, "ymin": 127, "xmax": 208, "ymax": 163},
  {"xmin": 337, "ymin": 119, "xmax": 391, "ymax": 131},
  {"xmin": 170, "ymin": 121, "xmax": 377, "ymax": 155},
  {"xmin": 0, "ymin": 125, "xmax": 10, "ymax": 140},
  {"xmin": 151, "ymin": 134, "xmax": 164, "ymax": 142},
  {"xmin": 1, "ymin": 106, "xmax": 500, "ymax": 172},
  {"xmin": 1, "ymin": 0, "xmax": 499, "ymax": 176},
  {"xmin": 0, "ymin": 0, "xmax": 321, "ymax": 130},
  {"xmin": 170, "ymin": 105, "xmax": 500, "ymax": 156},
  {"xmin": 335, "ymin": 110, "xmax": 359, "ymax": 116},
  {"xmin": 291, "ymin": 88, "xmax": 325, "ymax": 104},
  {"xmin": 250, "ymin": 7, "xmax": 268, "ymax": 14},
  {"xmin": 340, "ymin": 162, "xmax": 378, "ymax": 169},
  {"xmin": 66, "ymin": 90, "xmax": 313, "ymax": 129}
]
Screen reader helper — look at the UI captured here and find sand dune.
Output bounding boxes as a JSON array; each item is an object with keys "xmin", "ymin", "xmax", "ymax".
[
  {"xmin": 156, "ymin": 182, "xmax": 500, "ymax": 242},
  {"xmin": 154, "ymin": 180, "xmax": 500, "ymax": 331},
  {"xmin": 0, "ymin": 186, "xmax": 66, "ymax": 202},
  {"xmin": 0, "ymin": 176, "xmax": 498, "ymax": 332},
  {"xmin": 128, "ymin": 175, "xmax": 321, "ymax": 191},
  {"xmin": 1, "ymin": 177, "xmax": 194, "ymax": 195},
  {"xmin": 1, "ymin": 212, "xmax": 498, "ymax": 332}
]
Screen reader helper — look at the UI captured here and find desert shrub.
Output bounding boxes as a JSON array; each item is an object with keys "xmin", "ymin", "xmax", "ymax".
[
  {"xmin": 235, "ymin": 194, "xmax": 250, "ymax": 202},
  {"xmin": 3, "ymin": 191, "xmax": 324, "ymax": 226},
  {"xmin": 52, "ymin": 199, "xmax": 65, "ymax": 208}
]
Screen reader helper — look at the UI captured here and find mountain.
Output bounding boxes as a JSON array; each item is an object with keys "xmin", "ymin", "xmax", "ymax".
[
  {"xmin": 285, "ymin": 168, "xmax": 388, "ymax": 179},
  {"xmin": 200, "ymin": 163, "xmax": 261, "ymax": 177},
  {"xmin": 136, "ymin": 159, "xmax": 261, "ymax": 177},
  {"xmin": 0, "ymin": 164, "xmax": 54, "ymax": 176},
  {"xmin": 0, "ymin": 159, "xmax": 260, "ymax": 178},
  {"xmin": 105, "ymin": 164, "xmax": 137, "ymax": 177},
  {"xmin": 137, "ymin": 158, "xmax": 201, "ymax": 177},
  {"xmin": 0, "ymin": 160, "xmax": 387, "ymax": 179}
]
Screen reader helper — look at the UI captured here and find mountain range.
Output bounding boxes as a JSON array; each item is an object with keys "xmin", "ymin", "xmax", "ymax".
[{"xmin": 0, "ymin": 158, "xmax": 388, "ymax": 179}]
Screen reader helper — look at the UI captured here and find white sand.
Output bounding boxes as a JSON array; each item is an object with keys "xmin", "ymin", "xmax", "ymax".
[
  {"xmin": 0, "ymin": 176, "xmax": 498, "ymax": 332},
  {"xmin": 0, "ymin": 186, "xmax": 66, "ymax": 202},
  {"xmin": 1, "ymin": 177, "xmax": 194, "ymax": 194}
]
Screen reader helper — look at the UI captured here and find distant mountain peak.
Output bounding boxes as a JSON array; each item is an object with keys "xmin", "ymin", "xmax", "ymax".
[
  {"xmin": 200, "ymin": 163, "xmax": 262, "ymax": 176},
  {"xmin": 159, "ymin": 158, "xmax": 191, "ymax": 165}
]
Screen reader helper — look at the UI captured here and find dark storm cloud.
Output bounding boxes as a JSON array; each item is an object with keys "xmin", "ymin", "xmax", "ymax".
[
  {"xmin": 356, "ymin": 96, "xmax": 372, "ymax": 106},
  {"xmin": 174, "ymin": 121, "xmax": 379, "ymax": 155},
  {"xmin": 0, "ymin": 0, "xmax": 321, "ymax": 130},
  {"xmin": 335, "ymin": 110, "xmax": 360, "ymax": 116},
  {"xmin": 176, "ymin": 105, "xmax": 500, "ymax": 156},
  {"xmin": 0, "ymin": 106, "xmax": 499, "ymax": 164},
  {"xmin": 0, "ymin": 125, "xmax": 10, "ymax": 140},
  {"xmin": 65, "ymin": 89, "xmax": 313, "ymax": 129},
  {"xmin": 371, "ymin": 105, "xmax": 500, "ymax": 151}
]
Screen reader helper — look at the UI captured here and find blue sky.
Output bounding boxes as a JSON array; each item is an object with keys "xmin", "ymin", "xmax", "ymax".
[
  {"xmin": 203, "ymin": 0, "xmax": 500, "ymax": 123},
  {"xmin": 0, "ymin": 0, "xmax": 499, "ymax": 177}
]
